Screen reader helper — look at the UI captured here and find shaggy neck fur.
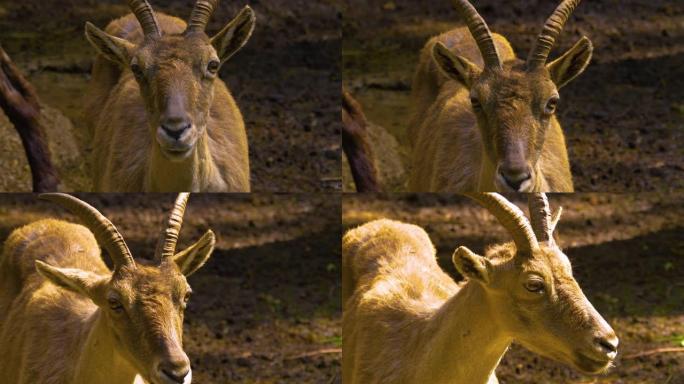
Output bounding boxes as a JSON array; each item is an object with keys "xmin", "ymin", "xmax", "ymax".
[
  {"xmin": 72, "ymin": 309, "xmax": 141, "ymax": 384},
  {"xmin": 145, "ymin": 129, "xmax": 225, "ymax": 192},
  {"xmin": 412, "ymin": 282, "xmax": 509, "ymax": 384}
]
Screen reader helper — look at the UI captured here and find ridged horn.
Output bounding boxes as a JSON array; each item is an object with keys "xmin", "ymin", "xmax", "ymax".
[
  {"xmin": 186, "ymin": 0, "xmax": 219, "ymax": 33},
  {"xmin": 527, "ymin": 0, "xmax": 582, "ymax": 70},
  {"xmin": 465, "ymin": 193, "xmax": 537, "ymax": 254},
  {"xmin": 40, "ymin": 193, "xmax": 135, "ymax": 269},
  {"xmin": 527, "ymin": 193, "xmax": 555, "ymax": 245},
  {"xmin": 451, "ymin": 0, "xmax": 501, "ymax": 70},
  {"xmin": 156, "ymin": 193, "xmax": 190, "ymax": 261},
  {"xmin": 127, "ymin": 0, "xmax": 161, "ymax": 38}
]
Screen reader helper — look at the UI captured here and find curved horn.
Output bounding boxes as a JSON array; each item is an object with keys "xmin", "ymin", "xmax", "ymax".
[
  {"xmin": 527, "ymin": 193, "xmax": 555, "ymax": 245},
  {"xmin": 451, "ymin": 0, "xmax": 501, "ymax": 70},
  {"xmin": 527, "ymin": 0, "xmax": 582, "ymax": 70},
  {"xmin": 186, "ymin": 0, "xmax": 219, "ymax": 34},
  {"xmin": 40, "ymin": 193, "xmax": 135, "ymax": 269},
  {"xmin": 465, "ymin": 193, "xmax": 537, "ymax": 254},
  {"xmin": 127, "ymin": 0, "xmax": 161, "ymax": 38},
  {"xmin": 156, "ymin": 193, "xmax": 190, "ymax": 261}
]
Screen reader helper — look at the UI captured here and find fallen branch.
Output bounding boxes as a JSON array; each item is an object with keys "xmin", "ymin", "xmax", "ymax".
[
  {"xmin": 0, "ymin": 44, "xmax": 59, "ymax": 192},
  {"xmin": 285, "ymin": 348, "xmax": 342, "ymax": 360},
  {"xmin": 622, "ymin": 347, "xmax": 684, "ymax": 360}
]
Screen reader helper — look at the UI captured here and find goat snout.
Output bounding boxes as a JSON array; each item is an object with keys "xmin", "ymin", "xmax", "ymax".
[
  {"xmin": 594, "ymin": 333, "xmax": 619, "ymax": 358},
  {"xmin": 157, "ymin": 355, "xmax": 191, "ymax": 384},
  {"xmin": 497, "ymin": 163, "xmax": 532, "ymax": 191},
  {"xmin": 160, "ymin": 120, "xmax": 191, "ymax": 141}
]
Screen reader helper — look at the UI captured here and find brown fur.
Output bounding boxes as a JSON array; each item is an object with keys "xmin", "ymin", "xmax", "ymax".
[
  {"xmin": 409, "ymin": 22, "xmax": 588, "ymax": 192},
  {"xmin": 85, "ymin": 12, "xmax": 251, "ymax": 192}
]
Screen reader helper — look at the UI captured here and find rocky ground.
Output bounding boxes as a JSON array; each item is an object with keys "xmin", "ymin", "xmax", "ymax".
[
  {"xmin": 343, "ymin": 0, "xmax": 684, "ymax": 192},
  {"xmin": 0, "ymin": 0, "xmax": 342, "ymax": 192},
  {"xmin": 343, "ymin": 193, "xmax": 684, "ymax": 383},
  {"xmin": 0, "ymin": 194, "xmax": 342, "ymax": 383}
]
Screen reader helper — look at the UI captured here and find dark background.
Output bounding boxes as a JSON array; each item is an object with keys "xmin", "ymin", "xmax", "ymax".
[
  {"xmin": 0, "ymin": 194, "xmax": 342, "ymax": 383},
  {"xmin": 343, "ymin": 0, "xmax": 684, "ymax": 192},
  {"xmin": 0, "ymin": 0, "xmax": 342, "ymax": 192},
  {"xmin": 343, "ymin": 193, "xmax": 684, "ymax": 383}
]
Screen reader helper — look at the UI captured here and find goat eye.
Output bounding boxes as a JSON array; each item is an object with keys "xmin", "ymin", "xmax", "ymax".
[
  {"xmin": 524, "ymin": 279, "xmax": 546, "ymax": 293},
  {"xmin": 108, "ymin": 298, "xmax": 124, "ymax": 312},
  {"xmin": 545, "ymin": 97, "xmax": 559, "ymax": 114},
  {"xmin": 470, "ymin": 96, "xmax": 481, "ymax": 110},
  {"xmin": 207, "ymin": 60, "xmax": 220, "ymax": 74}
]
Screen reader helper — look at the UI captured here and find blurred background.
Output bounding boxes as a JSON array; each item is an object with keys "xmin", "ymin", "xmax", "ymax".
[
  {"xmin": 0, "ymin": 193, "xmax": 342, "ymax": 383},
  {"xmin": 343, "ymin": 193, "xmax": 684, "ymax": 383},
  {"xmin": 0, "ymin": 0, "xmax": 342, "ymax": 192},
  {"xmin": 342, "ymin": 0, "xmax": 684, "ymax": 192}
]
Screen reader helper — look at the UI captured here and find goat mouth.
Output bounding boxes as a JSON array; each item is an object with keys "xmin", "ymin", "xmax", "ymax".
[
  {"xmin": 160, "ymin": 145, "xmax": 194, "ymax": 160},
  {"xmin": 574, "ymin": 352, "xmax": 614, "ymax": 374}
]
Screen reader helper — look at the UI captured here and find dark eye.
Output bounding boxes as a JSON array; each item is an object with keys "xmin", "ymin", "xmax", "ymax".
[
  {"xmin": 470, "ymin": 96, "xmax": 482, "ymax": 110},
  {"xmin": 108, "ymin": 298, "xmax": 124, "ymax": 313},
  {"xmin": 130, "ymin": 63, "xmax": 143, "ymax": 78},
  {"xmin": 524, "ymin": 278, "xmax": 546, "ymax": 293},
  {"xmin": 545, "ymin": 96, "xmax": 559, "ymax": 115},
  {"xmin": 207, "ymin": 60, "xmax": 220, "ymax": 74}
]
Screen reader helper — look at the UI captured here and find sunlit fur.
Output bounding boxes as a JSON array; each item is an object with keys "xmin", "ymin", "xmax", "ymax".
[
  {"xmin": 85, "ymin": 12, "xmax": 251, "ymax": 192},
  {"xmin": 343, "ymin": 218, "xmax": 617, "ymax": 384},
  {"xmin": 409, "ymin": 23, "xmax": 590, "ymax": 192},
  {"xmin": 0, "ymin": 217, "xmax": 214, "ymax": 384}
]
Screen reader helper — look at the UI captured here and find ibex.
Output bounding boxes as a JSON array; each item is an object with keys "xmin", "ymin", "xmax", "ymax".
[
  {"xmin": 343, "ymin": 193, "xmax": 618, "ymax": 384},
  {"xmin": 84, "ymin": 0, "xmax": 255, "ymax": 192},
  {"xmin": 409, "ymin": 0, "xmax": 592, "ymax": 192},
  {"xmin": 0, "ymin": 193, "xmax": 216, "ymax": 384}
]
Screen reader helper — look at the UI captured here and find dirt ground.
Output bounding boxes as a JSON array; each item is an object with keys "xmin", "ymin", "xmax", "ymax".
[
  {"xmin": 0, "ymin": 0, "xmax": 342, "ymax": 192},
  {"xmin": 0, "ymin": 194, "xmax": 342, "ymax": 383},
  {"xmin": 342, "ymin": 193, "xmax": 684, "ymax": 383},
  {"xmin": 342, "ymin": 0, "xmax": 684, "ymax": 192}
]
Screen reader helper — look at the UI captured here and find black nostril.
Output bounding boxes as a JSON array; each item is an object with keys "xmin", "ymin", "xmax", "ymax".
[
  {"xmin": 596, "ymin": 337, "xmax": 618, "ymax": 354},
  {"xmin": 500, "ymin": 170, "xmax": 531, "ymax": 191},
  {"xmin": 161, "ymin": 123, "xmax": 190, "ymax": 141}
]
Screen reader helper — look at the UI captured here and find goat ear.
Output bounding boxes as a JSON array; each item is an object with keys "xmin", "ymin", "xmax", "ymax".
[
  {"xmin": 174, "ymin": 230, "xmax": 216, "ymax": 276},
  {"xmin": 432, "ymin": 42, "xmax": 480, "ymax": 88},
  {"xmin": 547, "ymin": 37, "xmax": 593, "ymax": 89},
  {"xmin": 85, "ymin": 22, "xmax": 134, "ymax": 66},
  {"xmin": 35, "ymin": 260, "xmax": 105, "ymax": 298},
  {"xmin": 211, "ymin": 6, "xmax": 256, "ymax": 64},
  {"xmin": 452, "ymin": 246, "xmax": 492, "ymax": 284}
]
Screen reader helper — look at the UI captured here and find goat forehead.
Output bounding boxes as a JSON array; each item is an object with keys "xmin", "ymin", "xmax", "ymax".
[
  {"xmin": 538, "ymin": 247, "xmax": 573, "ymax": 277},
  {"xmin": 152, "ymin": 37, "xmax": 210, "ymax": 64},
  {"xmin": 122, "ymin": 265, "xmax": 185, "ymax": 296}
]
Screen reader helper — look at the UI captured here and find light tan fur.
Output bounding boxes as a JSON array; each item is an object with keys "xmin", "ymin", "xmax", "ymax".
[
  {"xmin": 343, "ymin": 202, "xmax": 617, "ymax": 383},
  {"xmin": 85, "ymin": 7, "xmax": 254, "ymax": 192},
  {"xmin": 0, "ymin": 196, "xmax": 216, "ymax": 384},
  {"xmin": 409, "ymin": 7, "xmax": 592, "ymax": 192}
]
